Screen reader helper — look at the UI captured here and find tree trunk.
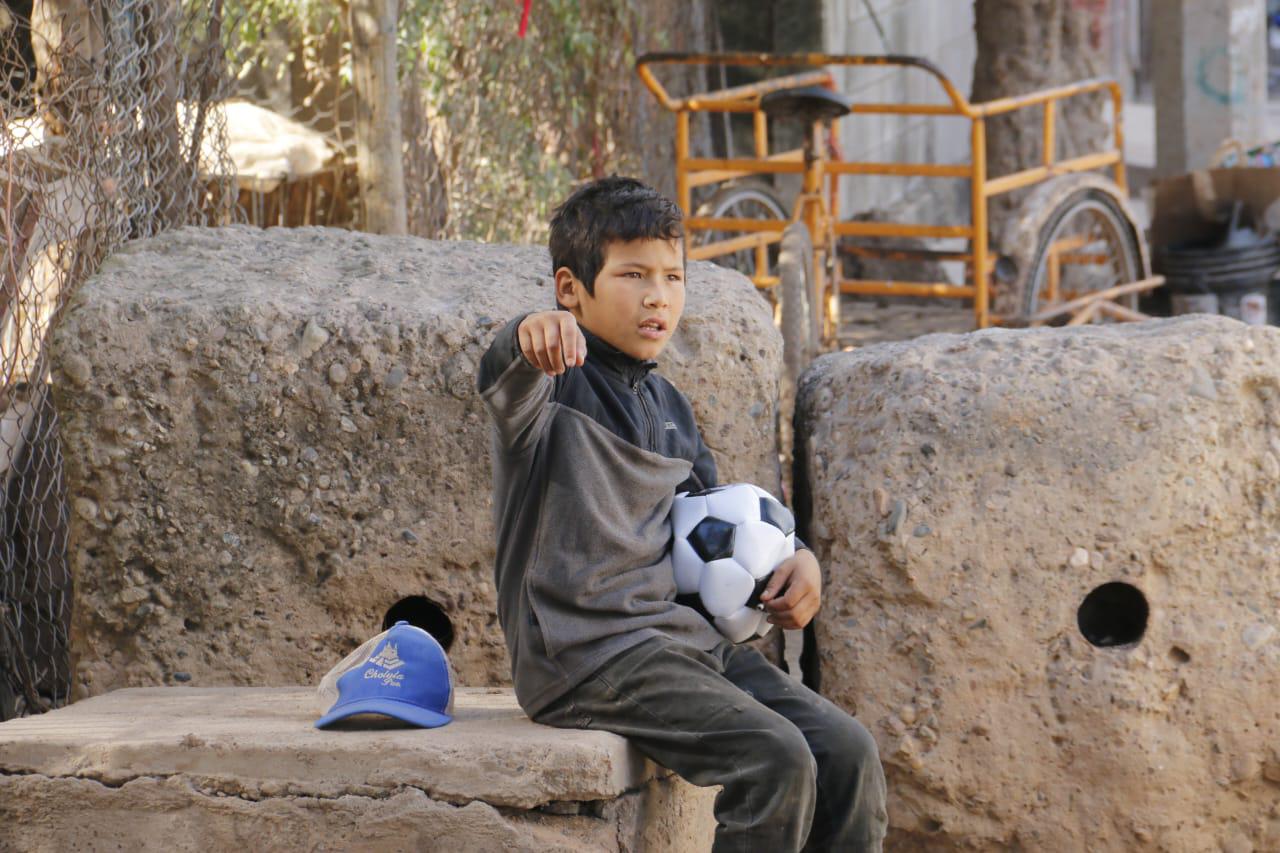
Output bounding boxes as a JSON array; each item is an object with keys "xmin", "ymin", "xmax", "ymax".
[
  {"xmin": 348, "ymin": 0, "xmax": 407, "ymax": 235},
  {"xmin": 28, "ymin": 0, "xmax": 105, "ymax": 135},
  {"xmin": 628, "ymin": 0, "xmax": 717, "ymax": 200},
  {"xmin": 139, "ymin": 0, "xmax": 185, "ymax": 233},
  {"xmin": 972, "ymin": 0, "xmax": 1112, "ymax": 216}
]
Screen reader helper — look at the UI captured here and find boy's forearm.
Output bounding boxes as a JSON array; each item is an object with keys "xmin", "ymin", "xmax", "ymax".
[
  {"xmin": 478, "ymin": 314, "xmax": 553, "ymax": 452},
  {"xmin": 478, "ymin": 315, "xmax": 532, "ymax": 388}
]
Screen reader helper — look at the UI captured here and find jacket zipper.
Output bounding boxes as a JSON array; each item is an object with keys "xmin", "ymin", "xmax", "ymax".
[{"xmin": 633, "ymin": 377, "xmax": 655, "ymax": 451}]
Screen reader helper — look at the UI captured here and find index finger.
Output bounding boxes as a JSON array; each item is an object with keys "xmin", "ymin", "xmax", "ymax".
[
  {"xmin": 547, "ymin": 321, "xmax": 569, "ymax": 374},
  {"xmin": 559, "ymin": 313, "xmax": 579, "ymax": 367},
  {"xmin": 766, "ymin": 567, "xmax": 814, "ymax": 610},
  {"xmin": 767, "ymin": 590, "xmax": 817, "ymax": 626},
  {"xmin": 760, "ymin": 561, "xmax": 793, "ymax": 602},
  {"xmin": 772, "ymin": 582, "xmax": 814, "ymax": 612}
]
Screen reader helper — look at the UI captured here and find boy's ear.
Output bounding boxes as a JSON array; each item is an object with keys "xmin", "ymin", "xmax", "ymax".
[{"xmin": 554, "ymin": 267, "xmax": 584, "ymax": 310}]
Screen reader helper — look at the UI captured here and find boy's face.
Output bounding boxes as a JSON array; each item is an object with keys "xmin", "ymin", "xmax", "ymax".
[{"xmin": 556, "ymin": 237, "xmax": 685, "ymax": 362}]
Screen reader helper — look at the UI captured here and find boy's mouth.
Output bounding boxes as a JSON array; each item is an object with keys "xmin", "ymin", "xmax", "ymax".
[{"xmin": 638, "ymin": 317, "xmax": 667, "ymax": 339}]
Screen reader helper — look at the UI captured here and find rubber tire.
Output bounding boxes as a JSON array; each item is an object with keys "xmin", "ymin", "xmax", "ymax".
[
  {"xmin": 998, "ymin": 178, "xmax": 1148, "ymax": 324},
  {"xmin": 778, "ymin": 222, "xmax": 815, "ymax": 386},
  {"xmin": 695, "ymin": 181, "xmax": 789, "ymax": 276},
  {"xmin": 1023, "ymin": 190, "xmax": 1144, "ymax": 321}
]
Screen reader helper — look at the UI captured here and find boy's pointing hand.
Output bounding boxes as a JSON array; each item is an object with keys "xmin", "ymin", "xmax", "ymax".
[
  {"xmin": 518, "ymin": 310, "xmax": 588, "ymax": 377},
  {"xmin": 760, "ymin": 549, "xmax": 822, "ymax": 629}
]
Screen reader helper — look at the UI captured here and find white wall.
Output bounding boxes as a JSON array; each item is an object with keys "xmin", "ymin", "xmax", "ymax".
[{"xmin": 821, "ymin": 0, "xmax": 977, "ymax": 219}]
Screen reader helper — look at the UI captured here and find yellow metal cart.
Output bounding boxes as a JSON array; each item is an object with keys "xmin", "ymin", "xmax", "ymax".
[{"xmin": 637, "ymin": 52, "xmax": 1159, "ymax": 378}]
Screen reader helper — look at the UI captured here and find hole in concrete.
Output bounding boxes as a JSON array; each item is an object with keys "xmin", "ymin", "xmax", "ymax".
[
  {"xmin": 1169, "ymin": 646, "xmax": 1191, "ymax": 664},
  {"xmin": 1077, "ymin": 582, "xmax": 1148, "ymax": 648},
  {"xmin": 384, "ymin": 596, "xmax": 455, "ymax": 652}
]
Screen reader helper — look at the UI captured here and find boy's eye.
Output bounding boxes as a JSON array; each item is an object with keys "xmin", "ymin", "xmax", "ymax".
[{"xmin": 668, "ymin": 274, "xmax": 684, "ymax": 283}]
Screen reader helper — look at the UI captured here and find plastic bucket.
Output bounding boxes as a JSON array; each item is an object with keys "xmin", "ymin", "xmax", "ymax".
[
  {"xmin": 1170, "ymin": 291, "xmax": 1219, "ymax": 316},
  {"xmin": 1220, "ymin": 288, "xmax": 1268, "ymax": 325},
  {"xmin": 1163, "ymin": 271, "xmax": 1275, "ymax": 325},
  {"xmin": 1157, "ymin": 233, "xmax": 1280, "ymax": 325}
]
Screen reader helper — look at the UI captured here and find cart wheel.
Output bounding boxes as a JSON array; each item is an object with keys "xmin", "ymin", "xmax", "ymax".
[
  {"xmin": 778, "ymin": 222, "xmax": 815, "ymax": 385},
  {"xmin": 996, "ymin": 174, "xmax": 1149, "ymax": 325},
  {"xmin": 695, "ymin": 181, "xmax": 789, "ymax": 277}
]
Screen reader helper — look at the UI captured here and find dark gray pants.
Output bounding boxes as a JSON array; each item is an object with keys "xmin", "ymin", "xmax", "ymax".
[{"xmin": 533, "ymin": 636, "xmax": 887, "ymax": 852}]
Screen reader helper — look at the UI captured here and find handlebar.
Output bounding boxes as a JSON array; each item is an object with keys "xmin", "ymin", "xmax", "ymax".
[
  {"xmin": 635, "ymin": 52, "xmax": 1121, "ymax": 121},
  {"xmin": 636, "ymin": 52, "xmax": 970, "ymax": 115}
]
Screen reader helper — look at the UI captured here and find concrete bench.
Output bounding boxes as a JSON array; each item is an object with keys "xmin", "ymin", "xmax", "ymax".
[{"xmin": 0, "ymin": 686, "xmax": 715, "ymax": 851}]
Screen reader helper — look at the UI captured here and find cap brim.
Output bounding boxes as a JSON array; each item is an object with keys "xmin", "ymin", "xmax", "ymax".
[{"xmin": 315, "ymin": 696, "xmax": 452, "ymax": 729}]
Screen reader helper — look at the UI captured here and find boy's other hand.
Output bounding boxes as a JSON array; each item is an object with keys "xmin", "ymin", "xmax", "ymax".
[
  {"xmin": 760, "ymin": 549, "xmax": 822, "ymax": 629},
  {"xmin": 518, "ymin": 310, "xmax": 587, "ymax": 376}
]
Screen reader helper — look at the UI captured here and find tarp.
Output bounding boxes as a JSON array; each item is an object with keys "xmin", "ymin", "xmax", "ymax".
[
  {"xmin": 179, "ymin": 99, "xmax": 343, "ymax": 190},
  {"xmin": 4, "ymin": 101, "xmax": 344, "ymax": 192}
]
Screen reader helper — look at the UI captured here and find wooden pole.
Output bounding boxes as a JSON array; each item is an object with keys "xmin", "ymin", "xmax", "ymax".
[
  {"xmin": 132, "ymin": 0, "xmax": 187, "ymax": 233},
  {"xmin": 1026, "ymin": 276, "xmax": 1164, "ymax": 326},
  {"xmin": 348, "ymin": 0, "xmax": 407, "ymax": 235},
  {"xmin": 1094, "ymin": 299, "xmax": 1149, "ymax": 323},
  {"xmin": 1065, "ymin": 300, "xmax": 1100, "ymax": 326}
]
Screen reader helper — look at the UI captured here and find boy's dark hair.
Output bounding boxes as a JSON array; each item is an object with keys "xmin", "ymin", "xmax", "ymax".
[{"xmin": 549, "ymin": 176, "xmax": 684, "ymax": 297}]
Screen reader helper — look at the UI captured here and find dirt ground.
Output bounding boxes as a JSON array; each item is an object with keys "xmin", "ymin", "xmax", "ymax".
[{"xmin": 836, "ymin": 298, "xmax": 976, "ymax": 348}]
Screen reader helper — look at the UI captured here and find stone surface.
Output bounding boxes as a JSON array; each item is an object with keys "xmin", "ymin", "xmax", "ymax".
[
  {"xmin": 49, "ymin": 226, "xmax": 782, "ymax": 698},
  {"xmin": 795, "ymin": 316, "xmax": 1280, "ymax": 851},
  {"xmin": 0, "ymin": 686, "xmax": 716, "ymax": 852}
]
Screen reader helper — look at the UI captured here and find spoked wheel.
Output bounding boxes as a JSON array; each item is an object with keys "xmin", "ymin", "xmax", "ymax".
[
  {"xmin": 694, "ymin": 181, "xmax": 789, "ymax": 278},
  {"xmin": 777, "ymin": 222, "xmax": 815, "ymax": 387},
  {"xmin": 997, "ymin": 175, "xmax": 1149, "ymax": 325}
]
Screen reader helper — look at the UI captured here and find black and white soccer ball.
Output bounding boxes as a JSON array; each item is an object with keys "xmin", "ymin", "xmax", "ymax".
[{"xmin": 670, "ymin": 483, "xmax": 797, "ymax": 643}]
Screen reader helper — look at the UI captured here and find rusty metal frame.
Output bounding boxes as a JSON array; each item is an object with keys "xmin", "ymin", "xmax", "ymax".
[{"xmin": 636, "ymin": 51, "xmax": 1128, "ymax": 334}]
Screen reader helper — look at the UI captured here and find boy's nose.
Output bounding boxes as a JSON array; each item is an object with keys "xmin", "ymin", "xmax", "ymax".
[{"xmin": 643, "ymin": 290, "xmax": 668, "ymax": 309}]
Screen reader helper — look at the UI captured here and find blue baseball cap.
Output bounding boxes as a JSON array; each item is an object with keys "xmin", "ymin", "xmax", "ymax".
[{"xmin": 315, "ymin": 621, "xmax": 454, "ymax": 729}]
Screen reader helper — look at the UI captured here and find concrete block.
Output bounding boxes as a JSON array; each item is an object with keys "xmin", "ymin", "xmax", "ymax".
[
  {"xmin": 50, "ymin": 226, "xmax": 782, "ymax": 698},
  {"xmin": 795, "ymin": 316, "xmax": 1280, "ymax": 850}
]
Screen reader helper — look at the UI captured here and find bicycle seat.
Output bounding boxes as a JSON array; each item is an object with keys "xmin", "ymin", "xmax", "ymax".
[{"xmin": 759, "ymin": 85, "xmax": 853, "ymax": 123}]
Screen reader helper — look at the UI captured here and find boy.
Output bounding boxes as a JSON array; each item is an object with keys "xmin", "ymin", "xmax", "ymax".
[{"xmin": 477, "ymin": 176, "xmax": 886, "ymax": 851}]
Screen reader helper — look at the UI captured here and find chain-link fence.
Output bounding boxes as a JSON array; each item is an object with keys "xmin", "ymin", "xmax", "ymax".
[
  {"xmin": 0, "ymin": 0, "xmax": 706, "ymax": 719},
  {"xmin": 0, "ymin": 0, "xmax": 233, "ymax": 719}
]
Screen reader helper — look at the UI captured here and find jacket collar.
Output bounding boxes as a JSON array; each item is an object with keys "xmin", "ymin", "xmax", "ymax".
[{"xmin": 581, "ymin": 325, "xmax": 658, "ymax": 388}]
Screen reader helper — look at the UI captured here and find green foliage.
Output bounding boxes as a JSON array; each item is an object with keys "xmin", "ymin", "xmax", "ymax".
[
  {"xmin": 399, "ymin": 0, "xmax": 639, "ymax": 242},
  {"xmin": 226, "ymin": 0, "xmax": 341, "ymax": 51},
  {"xmin": 227, "ymin": 0, "xmax": 641, "ymax": 243}
]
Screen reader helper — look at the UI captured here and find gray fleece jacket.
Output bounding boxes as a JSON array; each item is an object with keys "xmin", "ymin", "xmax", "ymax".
[{"xmin": 477, "ymin": 315, "xmax": 724, "ymax": 715}]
